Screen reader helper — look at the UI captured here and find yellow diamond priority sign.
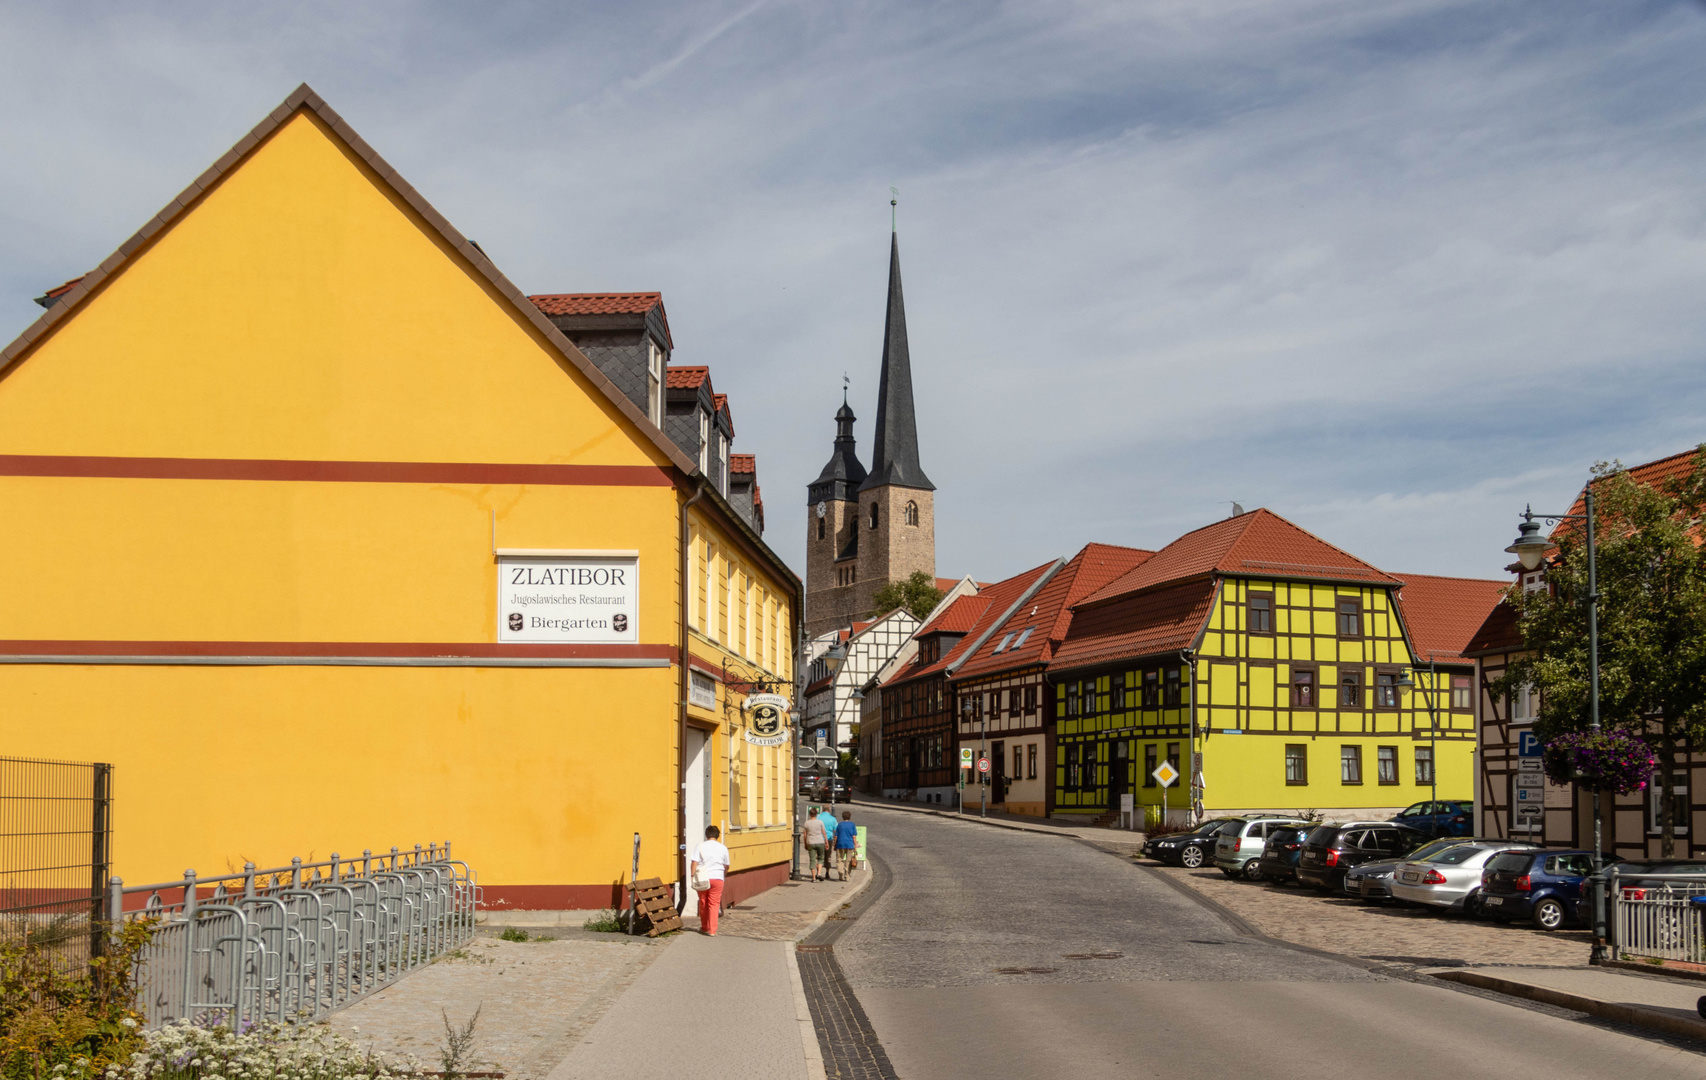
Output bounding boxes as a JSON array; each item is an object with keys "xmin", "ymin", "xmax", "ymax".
[{"xmin": 1152, "ymin": 761, "xmax": 1180, "ymax": 788}]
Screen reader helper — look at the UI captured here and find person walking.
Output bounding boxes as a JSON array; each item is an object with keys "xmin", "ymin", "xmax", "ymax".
[
  {"xmin": 834, "ymin": 811, "xmax": 858, "ymax": 881},
  {"xmin": 817, "ymin": 805, "xmax": 839, "ymax": 851},
  {"xmin": 802, "ymin": 806, "xmax": 829, "ymax": 882},
  {"xmin": 690, "ymin": 825, "xmax": 731, "ymax": 935}
]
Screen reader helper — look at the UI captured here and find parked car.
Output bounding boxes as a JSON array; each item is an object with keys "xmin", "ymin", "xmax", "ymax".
[
  {"xmin": 1297, "ymin": 822, "xmax": 1430, "ymax": 891},
  {"xmin": 1390, "ymin": 841, "xmax": 1538, "ymax": 915},
  {"xmin": 1215, "ymin": 817, "xmax": 1311, "ymax": 880},
  {"xmin": 1143, "ymin": 818, "xmax": 1241, "ymax": 868},
  {"xmin": 1390, "ymin": 800, "xmax": 1475, "ymax": 838},
  {"xmin": 1612, "ymin": 860, "xmax": 1706, "ymax": 899},
  {"xmin": 1481, "ymin": 849, "xmax": 1606, "ymax": 929},
  {"xmin": 828, "ymin": 777, "xmax": 851, "ymax": 804},
  {"xmin": 1347, "ymin": 837, "xmax": 1524, "ymax": 903},
  {"xmin": 797, "ymin": 774, "xmax": 824, "ymax": 798},
  {"xmin": 1255, "ymin": 823, "xmax": 1316, "ymax": 885}
]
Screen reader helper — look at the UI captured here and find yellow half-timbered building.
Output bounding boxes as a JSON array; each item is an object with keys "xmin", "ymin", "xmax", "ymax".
[{"xmin": 1049, "ymin": 510, "xmax": 1491, "ymax": 824}]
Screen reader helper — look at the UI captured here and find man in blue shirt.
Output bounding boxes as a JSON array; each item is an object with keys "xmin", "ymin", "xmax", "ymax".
[
  {"xmin": 817, "ymin": 806, "xmax": 839, "ymax": 849},
  {"xmin": 834, "ymin": 811, "xmax": 859, "ymax": 881}
]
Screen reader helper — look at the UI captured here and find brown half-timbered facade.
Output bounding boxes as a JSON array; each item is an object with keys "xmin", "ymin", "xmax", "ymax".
[
  {"xmin": 949, "ymin": 543, "xmax": 1152, "ymax": 817},
  {"xmin": 1469, "ymin": 448, "xmax": 1706, "ymax": 856}
]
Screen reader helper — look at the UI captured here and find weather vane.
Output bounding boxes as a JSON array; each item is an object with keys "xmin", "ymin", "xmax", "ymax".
[
  {"xmin": 890, "ymin": 186, "xmax": 898, "ymax": 231},
  {"xmin": 843, "ymin": 372, "xmax": 850, "ymax": 404}
]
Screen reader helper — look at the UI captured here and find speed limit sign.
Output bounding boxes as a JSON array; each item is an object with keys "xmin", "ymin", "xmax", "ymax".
[{"xmin": 977, "ymin": 755, "xmax": 990, "ymax": 774}]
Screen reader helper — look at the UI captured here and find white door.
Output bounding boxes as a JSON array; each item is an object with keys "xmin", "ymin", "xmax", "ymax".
[{"xmin": 684, "ymin": 729, "xmax": 710, "ymax": 855}]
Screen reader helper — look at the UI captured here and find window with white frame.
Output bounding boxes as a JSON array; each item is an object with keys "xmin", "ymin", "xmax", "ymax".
[
  {"xmin": 689, "ymin": 670, "xmax": 717, "ymax": 709},
  {"xmin": 1651, "ymin": 772, "xmax": 1690, "ymax": 836},
  {"xmin": 647, "ymin": 342, "xmax": 663, "ymax": 425},
  {"xmin": 698, "ymin": 409, "xmax": 709, "ymax": 473},
  {"xmin": 1509, "ymin": 680, "xmax": 1537, "ymax": 723},
  {"xmin": 718, "ymin": 433, "xmax": 729, "ymax": 494}
]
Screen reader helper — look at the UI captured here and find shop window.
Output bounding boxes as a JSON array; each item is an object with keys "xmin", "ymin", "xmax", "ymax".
[
  {"xmin": 1415, "ymin": 746, "xmax": 1434, "ymax": 784},
  {"xmin": 1451, "ymin": 675, "xmax": 1472, "ymax": 710},
  {"xmin": 1337, "ymin": 598, "xmax": 1362, "ymax": 637},
  {"xmin": 1164, "ymin": 668, "xmax": 1181, "ymax": 707},
  {"xmin": 1143, "ymin": 670, "xmax": 1159, "ymax": 708},
  {"xmin": 1144, "ymin": 744, "xmax": 1158, "ymax": 786},
  {"xmin": 1249, "ymin": 592, "xmax": 1273, "ymax": 634},
  {"xmin": 1341, "ymin": 745, "xmax": 1363, "ymax": 785},
  {"xmin": 1285, "ymin": 744, "xmax": 1307, "ymax": 785},
  {"xmin": 1377, "ymin": 746, "xmax": 1398, "ymax": 784},
  {"xmin": 1292, "ymin": 669, "xmax": 1314, "ymax": 708},
  {"xmin": 1376, "ymin": 673, "xmax": 1398, "ymax": 709}
]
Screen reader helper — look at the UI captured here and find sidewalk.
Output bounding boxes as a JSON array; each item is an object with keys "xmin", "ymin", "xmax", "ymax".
[
  {"xmin": 1432, "ymin": 965, "xmax": 1706, "ymax": 1042},
  {"xmin": 549, "ymin": 865, "xmax": 869, "ymax": 1080}
]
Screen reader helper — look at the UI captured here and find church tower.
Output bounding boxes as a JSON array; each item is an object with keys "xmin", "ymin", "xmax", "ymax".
[{"xmin": 804, "ymin": 231, "xmax": 936, "ymax": 639}]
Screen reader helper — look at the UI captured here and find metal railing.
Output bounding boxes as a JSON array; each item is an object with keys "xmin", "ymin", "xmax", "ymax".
[
  {"xmin": 114, "ymin": 843, "xmax": 478, "ymax": 1027},
  {"xmin": 1608, "ymin": 869, "xmax": 1706, "ymax": 963},
  {"xmin": 0, "ymin": 756, "xmax": 112, "ymax": 970}
]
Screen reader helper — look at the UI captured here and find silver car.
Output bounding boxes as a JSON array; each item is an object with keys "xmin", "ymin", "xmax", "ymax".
[
  {"xmin": 1389, "ymin": 842, "xmax": 1538, "ymax": 914},
  {"xmin": 1214, "ymin": 817, "xmax": 1311, "ymax": 881}
]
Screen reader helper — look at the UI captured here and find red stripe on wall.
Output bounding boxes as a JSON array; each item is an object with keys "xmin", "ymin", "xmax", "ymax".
[
  {"xmin": 0, "ymin": 454, "xmax": 674, "ymax": 487},
  {"xmin": 0, "ymin": 640, "xmax": 680, "ymax": 661}
]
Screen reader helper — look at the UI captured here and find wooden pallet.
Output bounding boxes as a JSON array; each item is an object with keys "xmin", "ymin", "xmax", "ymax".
[{"xmin": 630, "ymin": 876, "xmax": 682, "ymax": 936}]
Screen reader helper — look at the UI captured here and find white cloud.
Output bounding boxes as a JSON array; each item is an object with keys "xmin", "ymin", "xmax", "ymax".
[{"xmin": 3, "ymin": 0, "xmax": 1705, "ymax": 584}]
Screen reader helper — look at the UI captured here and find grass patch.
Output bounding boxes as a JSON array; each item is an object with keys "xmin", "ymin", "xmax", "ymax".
[
  {"xmin": 498, "ymin": 927, "xmax": 530, "ymax": 942},
  {"xmin": 581, "ymin": 910, "xmax": 628, "ymax": 933}
]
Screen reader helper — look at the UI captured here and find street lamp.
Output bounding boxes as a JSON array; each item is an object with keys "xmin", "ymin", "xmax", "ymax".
[{"xmin": 1505, "ymin": 497, "xmax": 1605, "ymax": 963}]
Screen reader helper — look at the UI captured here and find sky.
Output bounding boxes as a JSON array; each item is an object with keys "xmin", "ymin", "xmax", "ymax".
[{"xmin": 4, "ymin": 1, "xmax": 1706, "ymax": 586}]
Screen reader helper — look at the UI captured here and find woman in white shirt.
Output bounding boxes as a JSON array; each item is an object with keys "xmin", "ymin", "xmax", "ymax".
[{"xmin": 690, "ymin": 825, "xmax": 732, "ymax": 935}]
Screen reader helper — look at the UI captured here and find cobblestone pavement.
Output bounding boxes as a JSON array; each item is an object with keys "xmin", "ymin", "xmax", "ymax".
[
  {"xmin": 332, "ymin": 932, "xmax": 667, "ymax": 1079},
  {"xmin": 1143, "ymin": 861, "xmax": 1596, "ymax": 968}
]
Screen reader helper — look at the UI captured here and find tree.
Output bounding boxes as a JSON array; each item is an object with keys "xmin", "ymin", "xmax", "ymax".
[
  {"xmin": 872, "ymin": 570, "xmax": 944, "ymax": 623},
  {"xmin": 1497, "ymin": 448, "xmax": 1706, "ymax": 856}
]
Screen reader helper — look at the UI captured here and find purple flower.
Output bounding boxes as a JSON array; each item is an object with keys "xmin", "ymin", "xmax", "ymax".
[{"xmin": 1541, "ymin": 729, "xmax": 1656, "ymax": 795}]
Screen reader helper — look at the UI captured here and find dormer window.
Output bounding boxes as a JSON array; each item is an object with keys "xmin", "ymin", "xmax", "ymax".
[
  {"xmin": 646, "ymin": 343, "xmax": 663, "ymax": 425},
  {"xmin": 718, "ymin": 433, "xmax": 728, "ymax": 495},
  {"xmin": 698, "ymin": 410, "xmax": 709, "ymax": 473}
]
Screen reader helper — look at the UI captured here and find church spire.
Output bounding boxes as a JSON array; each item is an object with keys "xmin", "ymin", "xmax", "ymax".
[{"xmin": 860, "ymin": 232, "xmax": 933, "ymax": 492}]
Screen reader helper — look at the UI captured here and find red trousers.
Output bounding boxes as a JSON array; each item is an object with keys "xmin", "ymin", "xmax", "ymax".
[{"xmin": 697, "ymin": 878, "xmax": 725, "ymax": 934}]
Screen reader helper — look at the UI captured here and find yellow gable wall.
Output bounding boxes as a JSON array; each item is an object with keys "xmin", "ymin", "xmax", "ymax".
[
  {"xmin": 0, "ymin": 106, "xmax": 719, "ymax": 898},
  {"xmin": 0, "ymin": 110, "xmax": 667, "ymax": 468}
]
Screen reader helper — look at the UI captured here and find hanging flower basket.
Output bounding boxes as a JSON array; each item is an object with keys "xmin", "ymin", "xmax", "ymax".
[{"xmin": 1541, "ymin": 728, "xmax": 1655, "ymax": 794}]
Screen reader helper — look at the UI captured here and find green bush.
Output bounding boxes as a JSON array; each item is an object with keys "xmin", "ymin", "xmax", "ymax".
[{"xmin": 1, "ymin": 918, "xmax": 153, "ymax": 1080}]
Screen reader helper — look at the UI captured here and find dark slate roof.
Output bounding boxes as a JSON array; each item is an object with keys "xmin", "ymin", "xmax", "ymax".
[
  {"xmin": 859, "ymin": 233, "xmax": 933, "ymax": 493},
  {"xmin": 811, "ymin": 398, "xmax": 867, "ymax": 503}
]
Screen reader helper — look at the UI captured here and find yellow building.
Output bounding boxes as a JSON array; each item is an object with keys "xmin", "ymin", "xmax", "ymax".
[
  {"xmin": 1049, "ymin": 510, "xmax": 1492, "ymax": 823},
  {"xmin": 0, "ymin": 85, "xmax": 797, "ymax": 911}
]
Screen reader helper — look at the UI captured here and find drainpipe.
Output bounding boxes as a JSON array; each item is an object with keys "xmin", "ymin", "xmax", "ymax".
[
  {"xmin": 677, "ymin": 478, "xmax": 706, "ymax": 911},
  {"xmin": 1181, "ymin": 649, "xmax": 1198, "ymax": 827}
]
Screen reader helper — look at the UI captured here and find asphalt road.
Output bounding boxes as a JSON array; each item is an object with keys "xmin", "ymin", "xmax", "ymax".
[{"xmin": 836, "ymin": 805, "xmax": 1706, "ymax": 1079}]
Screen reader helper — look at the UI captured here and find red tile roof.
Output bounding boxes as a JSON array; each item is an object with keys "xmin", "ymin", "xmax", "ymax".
[
  {"xmin": 892, "ymin": 562, "xmax": 1058, "ymax": 686},
  {"xmin": 666, "ymin": 365, "xmax": 709, "ymax": 390},
  {"xmin": 1464, "ymin": 600, "xmax": 1522, "ymax": 657},
  {"xmin": 528, "ymin": 291, "xmax": 660, "ymax": 316},
  {"xmin": 1559, "ymin": 447, "xmax": 1702, "ymax": 526},
  {"xmin": 1393, "ymin": 573, "xmax": 1509, "ymax": 663},
  {"xmin": 731, "ymin": 454, "xmax": 756, "ymax": 475},
  {"xmin": 526, "ymin": 291, "xmax": 672, "ymax": 349},
  {"xmin": 1080, "ymin": 508, "xmax": 1397, "ymax": 607},
  {"xmin": 41, "ymin": 276, "xmax": 85, "ymax": 302},
  {"xmin": 917, "ymin": 595, "xmax": 989, "ymax": 636},
  {"xmin": 953, "ymin": 543, "xmax": 1153, "ymax": 680},
  {"xmin": 1049, "ymin": 579, "xmax": 1221, "ymax": 673}
]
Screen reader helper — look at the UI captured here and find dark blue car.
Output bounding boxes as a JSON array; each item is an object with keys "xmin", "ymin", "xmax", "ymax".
[
  {"xmin": 1479, "ymin": 849, "xmax": 1599, "ymax": 930},
  {"xmin": 1391, "ymin": 800, "xmax": 1474, "ymax": 838}
]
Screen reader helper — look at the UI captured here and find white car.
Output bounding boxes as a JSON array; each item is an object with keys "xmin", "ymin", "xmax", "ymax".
[
  {"xmin": 1214, "ymin": 817, "xmax": 1312, "ymax": 881},
  {"xmin": 1389, "ymin": 842, "xmax": 1537, "ymax": 913}
]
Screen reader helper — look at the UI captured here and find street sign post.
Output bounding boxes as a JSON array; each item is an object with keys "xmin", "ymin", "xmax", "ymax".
[
  {"xmin": 977, "ymin": 755, "xmax": 990, "ymax": 774},
  {"xmin": 1153, "ymin": 761, "xmax": 1179, "ymax": 826},
  {"xmin": 1518, "ymin": 731, "xmax": 1543, "ymax": 758}
]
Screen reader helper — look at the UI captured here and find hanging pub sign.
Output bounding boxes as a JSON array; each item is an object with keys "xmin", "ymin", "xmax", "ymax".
[
  {"xmin": 744, "ymin": 692, "xmax": 792, "ymax": 746},
  {"xmin": 498, "ymin": 553, "xmax": 639, "ymax": 643}
]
